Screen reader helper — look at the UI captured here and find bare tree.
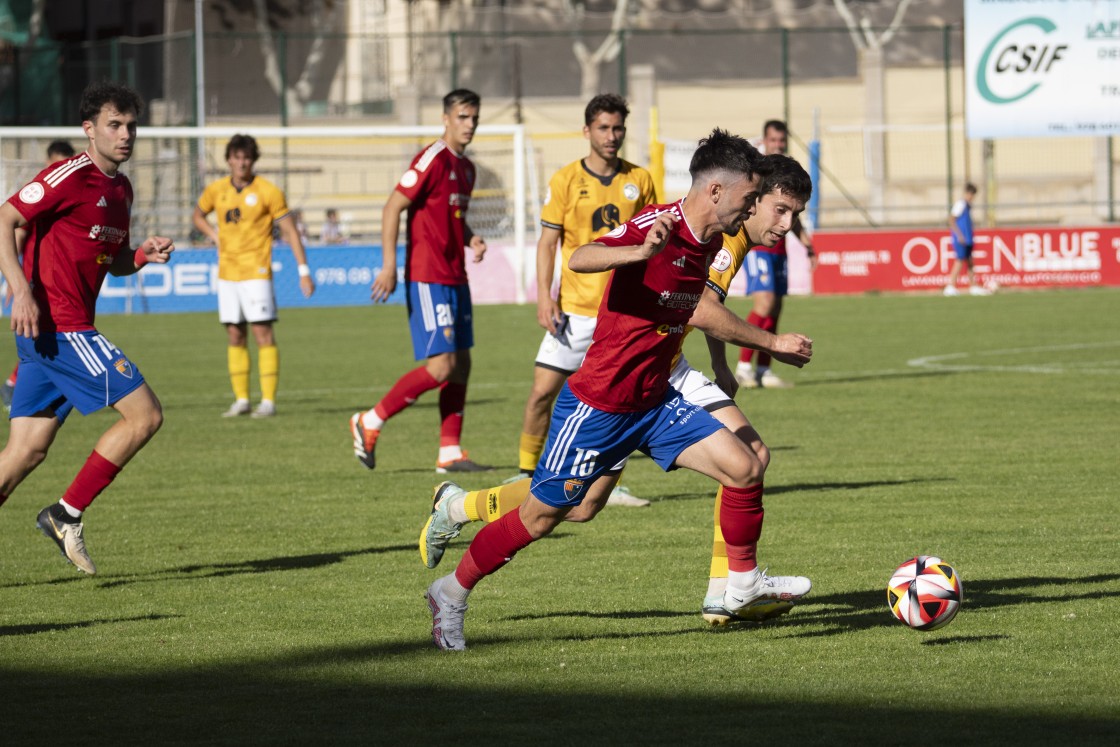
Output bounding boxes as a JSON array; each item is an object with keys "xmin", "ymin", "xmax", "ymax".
[
  {"xmin": 566, "ymin": 0, "xmax": 632, "ymax": 100},
  {"xmin": 249, "ymin": 0, "xmax": 340, "ymax": 117},
  {"xmin": 833, "ymin": 0, "xmax": 915, "ymax": 224}
]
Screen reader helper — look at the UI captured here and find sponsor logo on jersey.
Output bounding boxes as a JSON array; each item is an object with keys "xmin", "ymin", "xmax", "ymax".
[
  {"xmin": 623, "ymin": 183, "xmax": 639, "ymax": 201},
  {"xmin": 657, "ymin": 290, "xmax": 701, "ymax": 309},
  {"xmin": 710, "ymin": 248, "xmax": 733, "ymax": 272},
  {"xmin": 656, "ymin": 323, "xmax": 686, "ymax": 336},
  {"xmin": 95, "ymin": 252, "xmax": 112, "ymax": 265},
  {"xmin": 592, "ymin": 204, "xmax": 621, "ymax": 232},
  {"xmin": 449, "ymin": 171, "xmax": 457, "ymax": 181},
  {"xmin": 399, "ymin": 169, "xmax": 419, "ymax": 189},
  {"xmin": 563, "ymin": 478, "xmax": 586, "ymax": 502},
  {"xmin": 19, "ymin": 183, "xmax": 45, "ymax": 204},
  {"xmin": 672, "ymin": 256, "xmax": 687, "ymax": 268},
  {"xmin": 113, "ymin": 358, "xmax": 134, "ymax": 378},
  {"xmin": 96, "ymin": 195, "xmax": 108, "ymax": 208},
  {"xmin": 225, "ymin": 207, "xmax": 242, "ymax": 225},
  {"xmin": 88, "ymin": 225, "xmax": 128, "ymax": 244}
]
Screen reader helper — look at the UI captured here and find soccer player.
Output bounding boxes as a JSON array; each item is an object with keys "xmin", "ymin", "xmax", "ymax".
[
  {"xmin": 421, "ymin": 154, "xmax": 815, "ymax": 626},
  {"xmin": 944, "ymin": 183, "xmax": 987, "ymax": 296},
  {"xmin": 734, "ymin": 119, "xmax": 816, "ymax": 389},
  {"xmin": 351, "ymin": 89, "xmax": 488, "ymax": 473},
  {"xmin": 423, "ymin": 130, "xmax": 815, "ymax": 650},
  {"xmin": 193, "ymin": 134, "xmax": 315, "ymax": 419},
  {"xmin": 2, "ymin": 140, "xmax": 77, "ymax": 413},
  {"xmin": 0, "ymin": 81, "xmax": 174, "ymax": 575},
  {"xmin": 514, "ymin": 93, "xmax": 658, "ymax": 507}
]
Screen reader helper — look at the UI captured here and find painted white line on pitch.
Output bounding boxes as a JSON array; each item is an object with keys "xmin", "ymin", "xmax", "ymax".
[{"xmin": 908, "ymin": 341, "xmax": 1120, "ymax": 375}]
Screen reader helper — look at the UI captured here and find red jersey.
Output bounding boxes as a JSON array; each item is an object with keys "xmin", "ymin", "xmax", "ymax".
[
  {"xmin": 8, "ymin": 153, "xmax": 133, "ymax": 333},
  {"xmin": 568, "ymin": 201, "xmax": 723, "ymax": 412},
  {"xmin": 395, "ymin": 140, "xmax": 476, "ymax": 285}
]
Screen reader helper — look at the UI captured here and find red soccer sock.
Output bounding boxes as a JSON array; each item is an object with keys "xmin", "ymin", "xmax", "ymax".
[
  {"xmin": 719, "ymin": 483, "xmax": 765, "ymax": 573},
  {"xmin": 756, "ymin": 314, "xmax": 778, "ymax": 369},
  {"xmin": 373, "ymin": 366, "xmax": 441, "ymax": 421},
  {"xmin": 61, "ymin": 451, "xmax": 122, "ymax": 513},
  {"xmin": 738, "ymin": 312, "xmax": 766, "ymax": 365},
  {"xmin": 7, "ymin": 363, "xmax": 18, "ymax": 386},
  {"xmin": 439, "ymin": 381, "xmax": 467, "ymax": 447},
  {"xmin": 454, "ymin": 509, "xmax": 535, "ymax": 590}
]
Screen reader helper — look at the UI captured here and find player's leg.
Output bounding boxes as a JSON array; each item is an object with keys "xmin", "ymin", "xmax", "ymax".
[
  {"xmin": 249, "ymin": 321, "xmax": 278, "ymax": 417},
  {"xmin": 754, "ymin": 255, "xmax": 792, "ymax": 388},
  {"xmin": 945, "ymin": 247, "xmax": 965, "ymax": 295},
  {"xmin": 1, "ymin": 362, "xmax": 16, "ymax": 412},
  {"xmin": 736, "ymin": 252, "xmax": 775, "ymax": 387},
  {"xmin": 435, "ymin": 284, "xmax": 489, "ymax": 472},
  {"xmin": 516, "ymin": 365, "xmax": 569, "ymax": 478},
  {"xmin": 0, "ymin": 413, "xmax": 62, "ymax": 508},
  {"xmin": 349, "ymin": 282, "xmax": 451, "ymax": 470},
  {"xmin": 219, "ymin": 280, "xmax": 252, "ymax": 416}
]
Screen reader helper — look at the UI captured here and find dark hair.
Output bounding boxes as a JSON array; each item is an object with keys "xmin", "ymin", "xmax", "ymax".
[
  {"xmin": 755, "ymin": 154, "xmax": 812, "ymax": 204},
  {"xmin": 584, "ymin": 93, "xmax": 629, "ymax": 125},
  {"xmin": 443, "ymin": 89, "xmax": 481, "ymax": 112},
  {"xmin": 225, "ymin": 133, "xmax": 260, "ymax": 162},
  {"xmin": 46, "ymin": 140, "xmax": 76, "ymax": 159},
  {"xmin": 79, "ymin": 81, "xmax": 143, "ymax": 123},
  {"xmin": 763, "ymin": 119, "xmax": 788, "ymax": 137},
  {"xmin": 964, "ymin": 182, "xmax": 978, "ymax": 194},
  {"xmin": 688, "ymin": 128, "xmax": 762, "ymax": 181}
]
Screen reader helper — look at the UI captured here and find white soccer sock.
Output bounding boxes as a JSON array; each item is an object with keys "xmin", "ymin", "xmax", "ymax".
[
  {"xmin": 706, "ymin": 577, "xmax": 728, "ymax": 600},
  {"xmin": 59, "ymin": 499, "xmax": 82, "ymax": 518},
  {"xmin": 448, "ymin": 495, "xmax": 469, "ymax": 524},
  {"xmin": 361, "ymin": 409, "xmax": 385, "ymax": 431},
  {"xmin": 725, "ymin": 567, "xmax": 762, "ymax": 606},
  {"xmin": 438, "ymin": 445, "xmax": 464, "ymax": 463},
  {"xmin": 438, "ymin": 573, "xmax": 470, "ymax": 603}
]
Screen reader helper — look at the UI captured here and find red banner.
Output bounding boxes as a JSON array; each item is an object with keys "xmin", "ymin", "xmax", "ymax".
[{"xmin": 813, "ymin": 227, "xmax": 1120, "ymax": 294}]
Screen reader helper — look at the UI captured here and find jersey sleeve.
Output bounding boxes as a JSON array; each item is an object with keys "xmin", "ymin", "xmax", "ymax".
[
  {"xmin": 197, "ymin": 181, "xmax": 218, "ymax": 214},
  {"xmin": 395, "ymin": 150, "xmax": 442, "ymax": 203},
  {"xmin": 951, "ymin": 200, "xmax": 966, "ymax": 218},
  {"xmin": 593, "ymin": 214, "xmax": 652, "ymax": 248},
  {"xmin": 705, "ymin": 229, "xmax": 749, "ymax": 300},
  {"xmin": 7, "ymin": 170, "xmax": 72, "ymax": 224},
  {"xmin": 638, "ymin": 169, "xmax": 660, "ymax": 207},
  {"xmin": 267, "ymin": 181, "xmax": 290, "ymax": 222},
  {"xmin": 540, "ymin": 169, "xmax": 568, "ymax": 230}
]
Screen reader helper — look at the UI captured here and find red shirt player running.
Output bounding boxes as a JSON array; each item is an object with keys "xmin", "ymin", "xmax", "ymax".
[{"xmin": 0, "ymin": 81, "xmax": 174, "ymax": 576}]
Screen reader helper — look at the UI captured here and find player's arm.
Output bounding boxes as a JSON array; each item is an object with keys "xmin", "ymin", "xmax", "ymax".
[
  {"xmin": 463, "ymin": 221, "xmax": 486, "ymax": 263},
  {"xmin": 793, "ymin": 213, "xmax": 817, "ymax": 271},
  {"xmin": 277, "ymin": 213, "xmax": 315, "ymax": 298},
  {"xmin": 109, "ymin": 236, "xmax": 174, "ymax": 277},
  {"xmin": 569, "ymin": 212, "xmax": 676, "ymax": 273},
  {"xmin": 192, "ymin": 205, "xmax": 219, "ymax": 246},
  {"xmin": 705, "ymin": 330, "xmax": 738, "ymax": 400},
  {"xmin": 688, "ymin": 288, "xmax": 813, "ymax": 368},
  {"xmin": 535, "ymin": 225, "xmax": 563, "ymax": 333},
  {"xmin": 372, "ymin": 189, "xmax": 411, "ymax": 303},
  {"xmin": 0, "ymin": 202, "xmax": 38, "ymax": 338}
]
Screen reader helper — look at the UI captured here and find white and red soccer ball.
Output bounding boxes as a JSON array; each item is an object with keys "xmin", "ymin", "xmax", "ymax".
[{"xmin": 887, "ymin": 555, "xmax": 963, "ymax": 631}]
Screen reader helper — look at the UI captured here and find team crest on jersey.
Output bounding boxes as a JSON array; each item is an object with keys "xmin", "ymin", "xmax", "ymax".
[
  {"xmin": 592, "ymin": 204, "xmax": 621, "ymax": 232},
  {"xmin": 443, "ymin": 328, "xmax": 455, "ymax": 343},
  {"xmin": 710, "ymin": 248, "xmax": 733, "ymax": 273},
  {"xmin": 563, "ymin": 478, "xmax": 586, "ymax": 502},
  {"xmin": 399, "ymin": 169, "xmax": 419, "ymax": 188},
  {"xmin": 623, "ymin": 183, "xmax": 639, "ymax": 201},
  {"xmin": 19, "ymin": 183, "xmax": 45, "ymax": 204},
  {"xmin": 604, "ymin": 224, "xmax": 627, "ymax": 239},
  {"xmin": 113, "ymin": 358, "xmax": 134, "ymax": 378},
  {"xmin": 245, "ymin": 193, "xmax": 259, "ymax": 207}
]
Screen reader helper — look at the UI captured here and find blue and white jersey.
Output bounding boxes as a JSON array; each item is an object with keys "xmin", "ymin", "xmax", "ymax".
[{"xmin": 951, "ymin": 199, "xmax": 973, "ymax": 249}]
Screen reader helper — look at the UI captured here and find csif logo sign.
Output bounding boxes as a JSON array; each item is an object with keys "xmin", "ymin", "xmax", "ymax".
[{"xmin": 977, "ymin": 17, "xmax": 1068, "ymax": 104}]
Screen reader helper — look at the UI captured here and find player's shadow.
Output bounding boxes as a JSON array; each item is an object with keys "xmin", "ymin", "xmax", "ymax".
[
  {"xmin": 0, "ymin": 613, "xmax": 180, "ymax": 637},
  {"xmin": 652, "ymin": 476, "xmax": 949, "ymax": 503},
  {"xmin": 795, "ymin": 369, "xmax": 958, "ymax": 386}
]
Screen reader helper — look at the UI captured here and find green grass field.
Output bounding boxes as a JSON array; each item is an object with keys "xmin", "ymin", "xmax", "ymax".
[{"xmin": 2, "ymin": 288, "xmax": 1118, "ymax": 745}]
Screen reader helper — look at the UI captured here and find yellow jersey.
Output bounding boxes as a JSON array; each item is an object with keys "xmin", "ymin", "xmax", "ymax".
[
  {"xmin": 540, "ymin": 158, "xmax": 658, "ymax": 317},
  {"xmin": 198, "ymin": 175, "xmax": 290, "ymax": 281}
]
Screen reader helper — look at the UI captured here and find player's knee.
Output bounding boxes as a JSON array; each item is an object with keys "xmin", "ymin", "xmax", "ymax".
[{"xmin": 724, "ymin": 455, "xmax": 764, "ymax": 488}]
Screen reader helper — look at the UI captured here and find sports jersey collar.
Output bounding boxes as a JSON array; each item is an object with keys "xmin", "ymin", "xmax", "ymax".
[
  {"xmin": 230, "ymin": 175, "xmax": 257, "ymax": 192},
  {"xmin": 580, "ymin": 158, "xmax": 619, "ymax": 187},
  {"xmin": 674, "ymin": 199, "xmax": 705, "ymax": 246}
]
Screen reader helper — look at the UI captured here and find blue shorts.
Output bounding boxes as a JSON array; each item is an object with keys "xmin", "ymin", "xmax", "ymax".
[
  {"xmin": 531, "ymin": 383, "xmax": 725, "ymax": 507},
  {"xmin": 406, "ymin": 282, "xmax": 473, "ymax": 360},
  {"xmin": 952, "ymin": 242, "xmax": 973, "ymax": 260},
  {"xmin": 11, "ymin": 331, "xmax": 146, "ymax": 422},
  {"xmin": 746, "ymin": 251, "xmax": 788, "ymax": 297}
]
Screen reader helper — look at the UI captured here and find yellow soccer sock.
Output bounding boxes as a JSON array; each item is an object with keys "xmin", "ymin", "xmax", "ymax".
[
  {"xmin": 228, "ymin": 345, "xmax": 251, "ymax": 401},
  {"xmin": 464, "ymin": 478, "xmax": 532, "ymax": 523},
  {"xmin": 709, "ymin": 485, "xmax": 729, "ymax": 578},
  {"xmin": 258, "ymin": 345, "xmax": 279, "ymax": 402},
  {"xmin": 518, "ymin": 432, "xmax": 546, "ymax": 474}
]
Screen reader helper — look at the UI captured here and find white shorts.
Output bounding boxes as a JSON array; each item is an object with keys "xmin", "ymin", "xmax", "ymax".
[
  {"xmin": 218, "ymin": 279, "xmax": 277, "ymax": 324},
  {"xmin": 534, "ymin": 312, "xmax": 597, "ymax": 374},
  {"xmin": 669, "ymin": 354, "xmax": 736, "ymax": 411}
]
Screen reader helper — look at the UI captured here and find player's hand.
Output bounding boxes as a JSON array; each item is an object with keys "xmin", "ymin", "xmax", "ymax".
[
  {"xmin": 299, "ymin": 274, "xmax": 315, "ymax": 298},
  {"xmin": 9, "ymin": 292, "xmax": 40, "ymax": 339},
  {"xmin": 712, "ymin": 362, "xmax": 739, "ymax": 400},
  {"xmin": 769, "ymin": 332, "xmax": 813, "ymax": 368},
  {"xmin": 469, "ymin": 235, "xmax": 487, "ymax": 263},
  {"xmin": 141, "ymin": 236, "xmax": 174, "ymax": 264},
  {"xmin": 537, "ymin": 297, "xmax": 563, "ymax": 334},
  {"xmin": 639, "ymin": 212, "xmax": 676, "ymax": 259},
  {"xmin": 370, "ymin": 266, "xmax": 398, "ymax": 303},
  {"xmin": 807, "ymin": 251, "xmax": 819, "ymax": 272}
]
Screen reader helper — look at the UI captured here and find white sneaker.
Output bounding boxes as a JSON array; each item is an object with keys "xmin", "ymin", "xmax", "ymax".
[
  {"xmin": 969, "ymin": 285, "xmax": 992, "ymax": 296},
  {"xmin": 222, "ymin": 399, "xmax": 251, "ymax": 417},
  {"xmin": 758, "ymin": 370, "xmax": 793, "ymax": 389},
  {"xmin": 426, "ymin": 577, "xmax": 468, "ymax": 651},
  {"xmin": 943, "ymin": 285, "xmax": 960, "ymax": 296},
  {"xmin": 724, "ymin": 569, "xmax": 812, "ymax": 612},
  {"xmin": 702, "ymin": 591, "xmax": 796, "ymax": 626},
  {"xmin": 251, "ymin": 401, "xmax": 276, "ymax": 418},
  {"xmin": 735, "ymin": 366, "xmax": 759, "ymax": 388},
  {"xmin": 36, "ymin": 507, "xmax": 97, "ymax": 575},
  {"xmin": 606, "ymin": 485, "xmax": 650, "ymax": 508}
]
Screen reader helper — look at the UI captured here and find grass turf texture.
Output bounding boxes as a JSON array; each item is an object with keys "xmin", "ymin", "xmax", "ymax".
[{"xmin": 1, "ymin": 288, "xmax": 1118, "ymax": 745}]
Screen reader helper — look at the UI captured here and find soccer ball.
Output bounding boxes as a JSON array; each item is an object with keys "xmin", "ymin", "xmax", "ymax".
[{"xmin": 887, "ymin": 555, "xmax": 963, "ymax": 631}]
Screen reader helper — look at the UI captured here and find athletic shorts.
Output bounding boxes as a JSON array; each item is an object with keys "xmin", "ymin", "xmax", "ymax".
[
  {"xmin": 218, "ymin": 279, "xmax": 277, "ymax": 324},
  {"xmin": 531, "ymin": 382, "xmax": 724, "ymax": 507},
  {"xmin": 953, "ymin": 242, "xmax": 973, "ymax": 260},
  {"xmin": 407, "ymin": 281, "xmax": 473, "ymax": 360},
  {"xmin": 746, "ymin": 251, "xmax": 788, "ymax": 297},
  {"xmin": 669, "ymin": 355, "xmax": 735, "ymax": 411},
  {"xmin": 534, "ymin": 312, "xmax": 596, "ymax": 374},
  {"xmin": 11, "ymin": 331, "xmax": 146, "ymax": 422}
]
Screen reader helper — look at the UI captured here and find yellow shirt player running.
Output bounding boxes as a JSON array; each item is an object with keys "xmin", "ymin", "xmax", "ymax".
[
  {"xmin": 192, "ymin": 133, "xmax": 314, "ymax": 418},
  {"xmin": 514, "ymin": 94, "xmax": 657, "ymax": 506}
]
